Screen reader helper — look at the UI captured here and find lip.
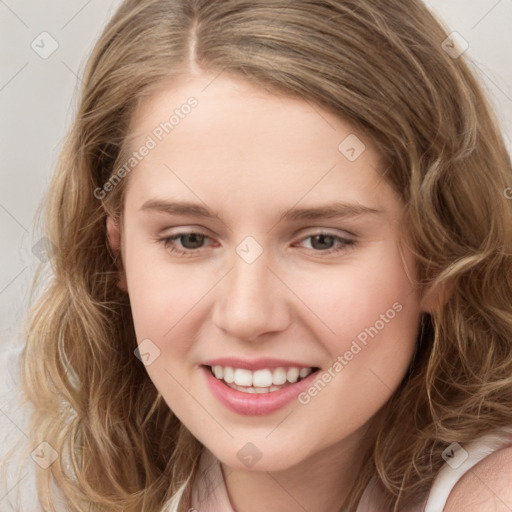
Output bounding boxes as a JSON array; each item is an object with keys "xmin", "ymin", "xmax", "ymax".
[
  {"xmin": 202, "ymin": 357, "xmax": 317, "ymax": 371},
  {"xmin": 201, "ymin": 365, "xmax": 320, "ymax": 416}
]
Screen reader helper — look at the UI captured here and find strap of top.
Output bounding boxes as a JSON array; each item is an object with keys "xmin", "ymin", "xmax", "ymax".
[
  {"xmin": 356, "ymin": 427, "xmax": 512, "ymax": 512},
  {"xmin": 424, "ymin": 428, "xmax": 512, "ymax": 512}
]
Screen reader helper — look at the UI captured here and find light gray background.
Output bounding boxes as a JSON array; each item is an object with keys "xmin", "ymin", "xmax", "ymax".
[{"xmin": 1, "ymin": 0, "xmax": 511, "ymax": 349}]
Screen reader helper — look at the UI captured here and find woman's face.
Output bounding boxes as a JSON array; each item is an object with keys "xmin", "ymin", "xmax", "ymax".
[{"xmin": 109, "ymin": 71, "xmax": 429, "ymax": 472}]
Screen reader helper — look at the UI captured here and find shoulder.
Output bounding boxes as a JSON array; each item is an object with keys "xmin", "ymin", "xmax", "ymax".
[{"xmin": 444, "ymin": 444, "xmax": 512, "ymax": 511}]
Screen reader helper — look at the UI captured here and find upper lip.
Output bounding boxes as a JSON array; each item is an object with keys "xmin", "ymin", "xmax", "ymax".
[{"xmin": 202, "ymin": 357, "xmax": 318, "ymax": 371}]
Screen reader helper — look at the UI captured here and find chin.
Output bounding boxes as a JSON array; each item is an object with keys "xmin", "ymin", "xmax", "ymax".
[{"xmin": 211, "ymin": 442, "xmax": 313, "ymax": 473}]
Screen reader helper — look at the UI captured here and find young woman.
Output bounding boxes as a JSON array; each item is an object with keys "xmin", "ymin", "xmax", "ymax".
[{"xmin": 2, "ymin": 0, "xmax": 512, "ymax": 511}]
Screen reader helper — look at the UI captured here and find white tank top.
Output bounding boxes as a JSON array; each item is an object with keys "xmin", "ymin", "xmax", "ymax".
[
  {"xmin": 423, "ymin": 428, "xmax": 512, "ymax": 511},
  {"xmin": 356, "ymin": 427, "xmax": 512, "ymax": 511}
]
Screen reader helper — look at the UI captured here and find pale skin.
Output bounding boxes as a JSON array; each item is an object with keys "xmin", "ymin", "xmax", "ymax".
[
  {"xmin": 444, "ymin": 446, "xmax": 512, "ymax": 511},
  {"xmin": 105, "ymin": 70, "xmax": 512, "ymax": 511}
]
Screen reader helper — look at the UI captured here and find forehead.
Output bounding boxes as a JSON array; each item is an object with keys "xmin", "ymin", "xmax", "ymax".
[{"xmin": 123, "ymin": 72, "xmax": 400, "ymax": 221}]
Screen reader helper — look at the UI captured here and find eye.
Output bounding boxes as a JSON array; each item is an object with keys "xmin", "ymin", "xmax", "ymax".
[
  {"xmin": 158, "ymin": 231, "xmax": 214, "ymax": 256},
  {"xmin": 296, "ymin": 232, "xmax": 356, "ymax": 255}
]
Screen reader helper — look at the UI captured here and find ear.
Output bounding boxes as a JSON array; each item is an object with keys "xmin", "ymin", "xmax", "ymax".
[{"xmin": 106, "ymin": 216, "xmax": 128, "ymax": 293}]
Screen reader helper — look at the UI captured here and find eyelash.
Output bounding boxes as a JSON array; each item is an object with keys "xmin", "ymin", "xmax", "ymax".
[{"xmin": 157, "ymin": 231, "xmax": 356, "ymax": 257}]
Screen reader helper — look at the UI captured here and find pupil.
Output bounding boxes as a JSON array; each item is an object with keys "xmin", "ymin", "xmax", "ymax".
[{"xmin": 311, "ymin": 234, "xmax": 334, "ymax": 250}]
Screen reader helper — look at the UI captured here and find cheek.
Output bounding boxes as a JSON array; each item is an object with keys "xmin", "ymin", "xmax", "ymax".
[
  {"xmin": 292, "ymin": 247, "xmax": 421, "ymax": 423},
  {"xmin": 287, "ymin": 244, "xmax": 420, "ymax": 352},
  {"xmin": 122, "ymin": 239, "xmax": 214, "ymax": 414},
  {"xmin": 122, "ymin": 235, "xmax": 212, "ymax": 344}
]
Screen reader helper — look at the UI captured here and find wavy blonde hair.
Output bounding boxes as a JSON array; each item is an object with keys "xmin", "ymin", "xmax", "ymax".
[{"xmin": 5, "ymin": 0, "xmax": 512, "ymax": 510}]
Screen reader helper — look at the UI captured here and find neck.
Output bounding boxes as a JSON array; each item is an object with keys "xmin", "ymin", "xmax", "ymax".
[{"xmin": 221, "ymin": 424, "xmax": 373, "ymax": 512}]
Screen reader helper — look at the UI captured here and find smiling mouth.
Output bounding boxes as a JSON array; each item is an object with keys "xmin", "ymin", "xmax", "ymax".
[{"xmin": 204, "ymin": 364, "xmax": 321, "ymax": 394}]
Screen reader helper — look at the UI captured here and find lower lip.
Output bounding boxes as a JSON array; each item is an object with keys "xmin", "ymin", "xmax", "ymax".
[{"xmin": 201, "ymin": 366, "xmax": 319, "ymax": 416}]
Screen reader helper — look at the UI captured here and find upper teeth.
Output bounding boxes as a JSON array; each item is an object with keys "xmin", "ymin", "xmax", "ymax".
[{"xmin": 211, "ymin": 366, "xmax": 313, "ymax": 387}]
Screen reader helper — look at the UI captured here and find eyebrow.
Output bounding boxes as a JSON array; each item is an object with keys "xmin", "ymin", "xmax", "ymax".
[{"xmin": 140, "ymin": 199, "xmax": 383, "ymax": 222}]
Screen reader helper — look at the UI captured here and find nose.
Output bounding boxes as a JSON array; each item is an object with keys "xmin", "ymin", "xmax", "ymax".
[{"xmin": 211, "ymin": 251, "xmax": 292, "ymax": 342}]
